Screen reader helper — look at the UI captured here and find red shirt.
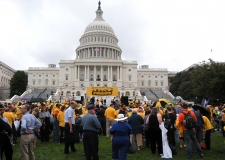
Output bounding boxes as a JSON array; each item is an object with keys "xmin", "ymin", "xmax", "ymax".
[{"xmin": 178, "ymin": 109, "xmax": 197, "ymax": 130}]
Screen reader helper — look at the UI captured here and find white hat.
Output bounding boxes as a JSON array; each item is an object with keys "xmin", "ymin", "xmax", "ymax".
[{"xmin": 115, "ymin": 114, "xmax": 128, "ymax": 121}]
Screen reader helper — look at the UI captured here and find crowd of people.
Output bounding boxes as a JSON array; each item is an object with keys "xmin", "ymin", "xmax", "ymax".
[{"xmin": 0, "ymin": 98, "xmax": 225, "ymax": 160}]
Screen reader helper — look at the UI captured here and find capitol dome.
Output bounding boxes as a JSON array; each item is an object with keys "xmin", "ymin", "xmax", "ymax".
[
  {"xmin": 84, "ymin": 20, "xmax": 114, "ymax": 34},
  {"xmin": 75, "ymin": 2, "xmax": 122, "ymax": 60}
]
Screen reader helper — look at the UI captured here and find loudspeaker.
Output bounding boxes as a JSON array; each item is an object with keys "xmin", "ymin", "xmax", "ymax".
[{"xmin": 121, "ymin": 96, "xmax": 128, "ymax": 106}]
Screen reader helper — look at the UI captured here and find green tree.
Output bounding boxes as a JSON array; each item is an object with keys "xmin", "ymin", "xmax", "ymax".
[
  {"xmin": 169, "ymin": 68, "xmax": 194, "ymax": 101},
  {"xmin": 191, "ymin": 60, "xmax": 225, "ymax": 103},
  {"xmin": 170, "ymin": 59, "xmax": 225, "ymax": 103},
  {"xmin": 9, "ymin": 71, "xmax": 28, "ymax": 97}
]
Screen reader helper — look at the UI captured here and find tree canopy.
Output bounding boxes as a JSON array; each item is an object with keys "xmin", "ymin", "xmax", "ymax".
[
  {"xmin": 9, "ymin": 71, "xmax": 28, "ymax": 97},
  {"xmin": 169, "ymin": 59, "xmax": 225, "ymax": 104}
]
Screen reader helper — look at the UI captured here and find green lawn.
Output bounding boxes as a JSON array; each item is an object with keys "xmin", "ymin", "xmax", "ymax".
[{"xmin": 10, "ymin": 132, "xmax": 225, "ymax": 160}]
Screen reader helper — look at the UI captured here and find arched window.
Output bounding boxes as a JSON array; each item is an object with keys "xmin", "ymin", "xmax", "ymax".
[
  {"xmin": 66, "ymin": 91, "xmax": 71, "ymax": 97},
  {"xmin": 133, "ymin": 91, "xmax": 135, "ymax": 96},
  {"xmin": 76, "ymin": 91, "xmax": 80, "ymax": 96},
  {"xmin": 125, "ymin": 91, "xmax": 130, "ymax": 96}
]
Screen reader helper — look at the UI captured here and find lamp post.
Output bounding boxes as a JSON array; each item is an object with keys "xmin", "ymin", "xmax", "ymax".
[{"xmin": 195, "ymin": 97, "xmax": 197, "ymax": 104}]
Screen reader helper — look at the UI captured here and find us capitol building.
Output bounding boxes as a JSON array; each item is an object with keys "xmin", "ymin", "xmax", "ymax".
[{"xmin": 27, "ymin": 2, "xmax": 177, "ymax": 100}]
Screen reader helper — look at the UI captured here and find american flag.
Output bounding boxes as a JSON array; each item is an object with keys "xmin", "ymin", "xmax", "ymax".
[{"xmin": 95, "ymin": 48, "xmax": 99, "ymax": 52}]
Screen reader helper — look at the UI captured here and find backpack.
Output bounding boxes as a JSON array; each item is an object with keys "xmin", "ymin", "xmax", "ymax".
[
  {"xmin": 164, "ymin": 114, "xmax": 171, "ymax": 129},
  {"xmin": 75, "ymin": 116, "xmax": 82, "ymax": 127},
  {"xmin": 183, "ymin": 111, "xmax": 196, "ymax": 129}
]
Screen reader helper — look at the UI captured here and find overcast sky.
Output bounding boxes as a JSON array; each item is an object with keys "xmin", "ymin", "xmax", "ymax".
[{"xmin": 0, "ymin": 0, "xmax": 225, "ymax": 72}]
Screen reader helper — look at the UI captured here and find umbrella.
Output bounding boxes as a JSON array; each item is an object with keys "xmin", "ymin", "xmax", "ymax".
[
  {"xmin": 29, "ymin": 98, "xmax": 45, "ymax": 103},
  {"xmin": 153, "ymin": 98, "xmax": 170, "ymax": 107},
  {"xmin": 192, "ymin": 104, "xmax": 209, "ymax": 116},
  {"xmin": 21, "ymin": 97, "xmax": 29, "ymax": 101}
]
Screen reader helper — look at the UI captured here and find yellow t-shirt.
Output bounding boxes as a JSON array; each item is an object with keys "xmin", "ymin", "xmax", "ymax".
[
  {"xmin": 57, "ymin": 111, "xmax": 65, "ymax": 127},
  {"xmin": 3, "ymin": 112, "xmax": 15, "ymax": 127},
  {"xmin": 104, "ymin": 107, "xmax": 117, "ymax": 120},
  {"xmin": 202, "ymin": 116, "xmax": 213, "ymax": 130}
]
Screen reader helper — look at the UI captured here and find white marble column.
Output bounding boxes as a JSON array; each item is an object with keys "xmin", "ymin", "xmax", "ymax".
[
  {"xmin": 108, "ymin": 66, "xmax": 109, "ymax": 80},
  {"xmin": 76, "ymin": 52, "xmax": 78, "ymax": 59},
  {"xmin": 84, "ymin": 65, "xmax": 86, "ymax": 80},
  {"xmin": 104, "ymin": 48, "xmax": 106, "ymax": 58},
  {"xmin": 110, "ymin": 66, "xmax": 112, "ymax": 81},
  {"xmin": 94, "ymin": 65, "xmax": 96, "ymax": 81},
  {"xmin": 92, "ymin": 48, "xmax": 94, "ymax": 57},
  {"xmin": 87, "ymin": 65, "xmax": 89, "ymax": 80},
  {"xmin": 101, "ymin": 66, "xmax": 103, "ymax": 81},
  {"xmin": 78, "ymin": 66, "xmax": 80, "ymax": 80},
  {"xmin": 117, "ymin": 66, "xmax": 119, "ymax": 80},
  {"xmin": 75, "ymin": 66, "xmax": 77, "ymax": 80},
  {"xmin": 100, "ymin": 47, "xmax": 101, "ymax": 57},
  {"xmin": 120, "ymin": 66, "xmax": 122, "ymax": 81}
]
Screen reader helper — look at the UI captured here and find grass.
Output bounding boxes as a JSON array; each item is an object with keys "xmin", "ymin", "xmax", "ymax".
[{"xmin": 9, "ymin": 131, "xmax": 225, "ymax": 160}]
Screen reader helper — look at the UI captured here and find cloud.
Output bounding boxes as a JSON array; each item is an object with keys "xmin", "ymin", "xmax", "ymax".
[{"xmin": 0, "ymin": 0, "xmax": 225, "ymax": 72}]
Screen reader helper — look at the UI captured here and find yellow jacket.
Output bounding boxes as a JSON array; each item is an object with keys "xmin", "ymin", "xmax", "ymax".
[
  {"xmin": 57, "ymin": 111, "xmax": 65, "ymax": 127},
  {"xmin": 202, "ymin": 116, "xmax": 213, "ymax": 130}
]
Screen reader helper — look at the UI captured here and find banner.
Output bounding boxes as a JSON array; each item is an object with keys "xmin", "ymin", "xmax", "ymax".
[{"xmin": 86, "ymin": 86, "xmax": 118, "ymax": 96}]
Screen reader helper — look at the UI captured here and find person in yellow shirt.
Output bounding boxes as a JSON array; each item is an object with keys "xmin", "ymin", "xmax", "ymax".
[
  {"xmin": 175, "ymin": 107, "xmax": 185, "ymax": 148},
  {"xmin": 82, "ymin": 105, "xmax": 88, "ymax": 116},
  {"xmin": 3, "ymin": 108, "xmax": 15, "ymax": 127},
  {"xmin": 57, "ymin": 105, "xmax": 66, "ymax": 144},
  {"xmin": 137, "ymin": 107, "xmax": 145, "ymax": 119},
  {"xmin": 202, "ymin": 116, "xmax": 213, "ymax": 150},
  {"xmin": 104, "ymin": 103, "xmax": 117, "ymax": 137}
]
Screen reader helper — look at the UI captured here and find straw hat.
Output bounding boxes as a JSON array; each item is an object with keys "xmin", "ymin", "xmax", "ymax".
[{"xmin": 115, "ymin": 114, "xmax": 128, "ymax": 121}]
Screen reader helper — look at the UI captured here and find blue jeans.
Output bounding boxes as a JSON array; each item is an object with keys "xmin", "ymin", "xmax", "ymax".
[
  {"xmin": 53, "ymin": 119, "xmax": 60, "ymax": 141},
  {"xmin": 183, "ymin": 130, "xmax": 202, "ymax": 159},
  {"xmin": 174, "ymin": 129, "xmax": 180, "ymax": 143}
]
